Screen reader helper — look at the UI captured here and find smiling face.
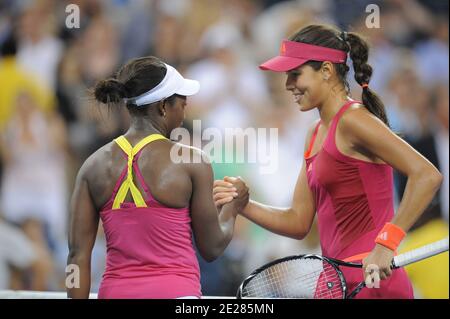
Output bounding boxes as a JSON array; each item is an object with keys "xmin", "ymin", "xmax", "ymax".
[{"xmin": 285, "ymin": 63, "xmax": 330, "ymax": 112}]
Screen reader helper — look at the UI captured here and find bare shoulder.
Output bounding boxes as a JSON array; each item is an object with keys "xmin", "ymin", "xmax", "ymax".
[
  {"xmin": 339, "ymin": 103, "xmax": 392, "ymax": 145},
  {"xmin": 170, "ymin": 142, "xmax": 212, "ymax": 172},
  {"xmin": 78, "ymin": 141, "xmax": 116, "ymax": 182},
  {"xmin": 340, "ymin": 103, "xmax": 384, "ymax": 126},
  {"xmin": 340, "ymin": 103, "xmax": 386, "ymax": 129}
]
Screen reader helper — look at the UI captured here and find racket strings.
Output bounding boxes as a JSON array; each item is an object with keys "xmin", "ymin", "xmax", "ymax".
[
  {"xmin": 243, "ymin": 262, "xmax": 323, "ymax": 298},
  {"xmin": 241, "ymin": 258, "xmax": 344, "ymax": 299},
  {"xmin": 243, "ymin": 267, "xmax": 340, "ymax": 299}
]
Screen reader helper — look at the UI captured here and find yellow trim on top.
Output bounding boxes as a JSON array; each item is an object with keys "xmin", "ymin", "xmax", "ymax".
[{"xmin": 112, "ymin": 134, "xmax": 167, "ymax": 209}]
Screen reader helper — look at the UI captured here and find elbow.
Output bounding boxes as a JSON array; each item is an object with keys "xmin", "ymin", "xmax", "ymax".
[
  {"xmin": 202, "ymin": 253, "xmax": 219, "ymax": 263},
  {"xmin": 68, "ymin": 245, "xmax": 81, "ymax": 260},
  {"xmin": 291, "ymin": 215, "xmax": 311, "ymax": 240},
  {"xmin": 422, "ymin": 166, "xmax": 443, "ymax": 191},
  {"xmin": 67, "ymin": 247, "xmax": 90, "ymax": 265},
  {"xmin": 431, "ymin": 171, "xmax": 443, "ymax": 189},
  {"xmin": 292, "ymin": 220, "xmax": 313, "ymax": 240},
  {"xmin": 198, "ymin": 239, "xmax": 228, "ymax": 263},
  {"xmin": 410, "ymin": 164, "xmax": 443, "ymax": 192},
  {"xmin": 67, "ymin": 248, "xmax": 77, "ymax": 263},
  {"xmin": 294, "ymin": 233, "xmax": 307, "ymax": 241},
  {"xmin": 200, "ymin": 249, "xmax": 221, "ymax": 263},
  {"xmin": 293, "ymin": 229, "xmax": 309, "ymax": 240}
]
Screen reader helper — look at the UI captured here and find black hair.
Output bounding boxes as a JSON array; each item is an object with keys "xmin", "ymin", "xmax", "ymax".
[
  {"xmin": 93, "ymin": 56, "xmax": 176, "ymax": 116},
  {"xmin": 289, "ymin": 24, "xmax": 390, "ymax": 127}
]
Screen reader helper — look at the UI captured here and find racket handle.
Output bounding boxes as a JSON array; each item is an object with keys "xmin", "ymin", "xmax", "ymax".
[{"xmin": 392, "ymin": 237, "xmax": 449, "ymax": 268}]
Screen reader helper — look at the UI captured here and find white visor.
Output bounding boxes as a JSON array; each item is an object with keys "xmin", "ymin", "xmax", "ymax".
[{"xmin": 126, "ymin": 63, "xmax": 200, "ymax": 106}]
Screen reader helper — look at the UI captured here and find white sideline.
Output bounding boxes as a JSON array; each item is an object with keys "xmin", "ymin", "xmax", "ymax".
[{"xmin": 0, "ymin": 290, "xmax": 234, "ymax": 299}]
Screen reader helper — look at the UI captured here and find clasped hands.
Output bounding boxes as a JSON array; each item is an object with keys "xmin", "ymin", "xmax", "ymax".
[{"xmin": 213, "ymin": 176, "xmax": 249, "ymax": 213}]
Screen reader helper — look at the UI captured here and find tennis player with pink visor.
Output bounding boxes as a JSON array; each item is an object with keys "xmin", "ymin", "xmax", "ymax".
[
  {"xmin": 213, "ymin": 24, "xmax": 442, "ymax": 298},
  {"xmin": 67, "ymin": 56, "xmax": 249, "ymax": 299}
]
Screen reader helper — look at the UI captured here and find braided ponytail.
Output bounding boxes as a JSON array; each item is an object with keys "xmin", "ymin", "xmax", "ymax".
[{"xmin": 346, "ymin": 33, "xmax": 390, "ymax": 127}]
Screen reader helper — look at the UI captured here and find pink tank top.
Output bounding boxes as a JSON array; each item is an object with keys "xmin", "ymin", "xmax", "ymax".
[
  {"xmin": 305, "ymin": 100, "xmax": 413, "ymax": 298},
  {"xmin": 97, "ymin": 135, "xmax": 201, "ymax": 299}
]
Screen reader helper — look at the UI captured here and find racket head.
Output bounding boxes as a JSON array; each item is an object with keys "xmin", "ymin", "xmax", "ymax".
[{"xmin": 237, "ymin": 254, "xmax": 349, "ymax": 299}]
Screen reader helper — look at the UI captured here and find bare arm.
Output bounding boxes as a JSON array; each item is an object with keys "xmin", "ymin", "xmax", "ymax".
[
  {"xmin": 66, "ymin": 161, "xmax": 99, "ymax": 299},
  {"xmin": 189, "ymin": 151, "xmax": 248, "ymax": 262},
  {"xmin": 214, "ymin": 123, "xmax": 318, "ymax": 240},
  {"xmin": 341, "ymin": 107, "xmax": 443, "ymax": 233},
  {"xmin": 236, "ymin": 160, "xmax": 315, "ymax": 240},
  {"xmin": 341, "ymin": 106, "xmax": 442, "ymax": 281}
]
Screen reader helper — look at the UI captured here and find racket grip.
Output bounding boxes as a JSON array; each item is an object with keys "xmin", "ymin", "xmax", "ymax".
[{"xmin": 392, "ymin": 237, "xmax": 449, "ymax": 268}]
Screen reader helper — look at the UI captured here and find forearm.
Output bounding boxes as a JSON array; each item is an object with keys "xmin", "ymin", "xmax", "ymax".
[
  {"xmin": 242, "ymin": 200, "xmax": 308, "ymax": 239},
  {"xmin": 391, "ymin": 170, "xmax": 443, "ymax": 232},
  {"xmin": 66, "ymin": 255, "xmax": 92, "ymax": 299},
  {"xmin": 216, "ymin": 203, "xmax": 238, "ymax": 250}
]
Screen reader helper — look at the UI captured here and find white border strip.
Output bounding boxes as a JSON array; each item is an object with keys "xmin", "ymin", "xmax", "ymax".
[{"xmin": 0, "ymin": 290, "xmax": 234, "ymax": 299}]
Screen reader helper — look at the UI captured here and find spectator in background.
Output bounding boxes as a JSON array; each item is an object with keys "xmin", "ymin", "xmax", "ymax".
[
  {"xmin": 0, "ymin": 217, "xmax": 37, "ymax": 290},
  {"xmin": 79, "ymin": 15, "xmax": 119, "ymax": 84},
  {"xmin": 119, "ymin": 0, "xmax": 154, "ymax": 64},
  {"xmin": 16, "ymin": 3, "xmax": 64, "ymax": 90},
  {"xmin": 186, "ymin": 22, "xmax": 270, "ymax": 130},
  {"xmin": 391, "ymin": 77, "xmax": 448, "ymax": 230},
  {"xmin": 252, "ymin": 0, "xmax": 334, "ymax": 63},
  {"xmin": 0, "ymin": 33, "xmax": 55, "ymax": 130},
  {"xmin": 0, "ymin": 90, "xmax": 68, "ymax": 241},
  {"xmin": 0, "ymin": 90, "xmax": 68, "ymax": 290},
  {"xmin": 414, "ymin": 17, "xmax": 449, "ymax": 88},
  {"xmin": 433, "ymin": 84, "xmax": 449, "ymax": 222},
  {"xmin": 384, "ymin": 64, "xmax": 423, "ymax": 140}
]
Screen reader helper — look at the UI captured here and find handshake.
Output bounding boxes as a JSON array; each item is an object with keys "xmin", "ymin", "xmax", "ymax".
[{"xmin": 213, "ymin": 176, "xmax": 249, "ymax": 213}]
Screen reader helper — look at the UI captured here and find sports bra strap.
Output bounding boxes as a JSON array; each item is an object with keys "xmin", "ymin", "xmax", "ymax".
[
  {"xmin": 112, "ymin": 134, "xmax": 167, "ymax": 209},
  {"xmin": 304, "ymin": 120, "xmax": 321, "ymax": 159}
]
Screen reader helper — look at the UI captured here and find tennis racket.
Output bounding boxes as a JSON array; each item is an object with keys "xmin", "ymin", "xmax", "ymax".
[{"xmin": 237, "ymin": 237, "xmax": 448, "ymax": 299}]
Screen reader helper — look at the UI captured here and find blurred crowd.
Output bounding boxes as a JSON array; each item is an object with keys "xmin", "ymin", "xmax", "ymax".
[{"xmin": 0, "ymin": 0, "xmax": 448, "ymax": 298}]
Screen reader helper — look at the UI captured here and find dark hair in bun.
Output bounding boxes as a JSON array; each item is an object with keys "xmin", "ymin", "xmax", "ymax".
[
  {"xmin": 92, "ymin": 56, "xmax": 167, "ymax": 109},
  {"xmin": 94, "ymin": 78, "xmax": 128, "ymax": 104}
]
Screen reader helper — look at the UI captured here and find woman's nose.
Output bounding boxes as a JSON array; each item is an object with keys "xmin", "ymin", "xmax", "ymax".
[{"xmin": 285, "ymin": 75, "xmax": 295, "ymax": 91}]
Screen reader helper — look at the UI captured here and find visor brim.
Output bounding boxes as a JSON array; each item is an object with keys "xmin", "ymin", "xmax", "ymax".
[
  {"xmin": 259, "ymin": 56, "xmax": 308, "ymax": 72},
  {"xmin": 176, "ymin": 78, "xmax": 200, "ymax": 96}
]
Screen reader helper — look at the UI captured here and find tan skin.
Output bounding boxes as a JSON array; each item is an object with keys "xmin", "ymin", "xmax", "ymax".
[
  {"xmin": 214, "ymin": 61, "xmax": 442, "ymax": 287},
  {"xmin": 67, "ymin": 95, "xmax": 249, "ymax": 299}
]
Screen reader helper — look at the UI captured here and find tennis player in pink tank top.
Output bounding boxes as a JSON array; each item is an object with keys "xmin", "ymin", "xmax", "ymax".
[
  {"xmin": 214, "ymin": 25, "xmax": 442, "ymax": 298},
  {"xmin": 67, "ymin": 56, "xmax": 249, "ymax": 299}
]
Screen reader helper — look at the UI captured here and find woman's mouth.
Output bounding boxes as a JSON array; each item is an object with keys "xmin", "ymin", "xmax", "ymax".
[{"xmin": 293, "ymin": 93, "xmax": 304, "ymax": 103}]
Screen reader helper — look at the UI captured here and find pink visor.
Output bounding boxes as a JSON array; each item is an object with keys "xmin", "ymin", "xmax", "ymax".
[{"xmin": 259, "ymin": 40, "xmax": 347, "ymax": 72}]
